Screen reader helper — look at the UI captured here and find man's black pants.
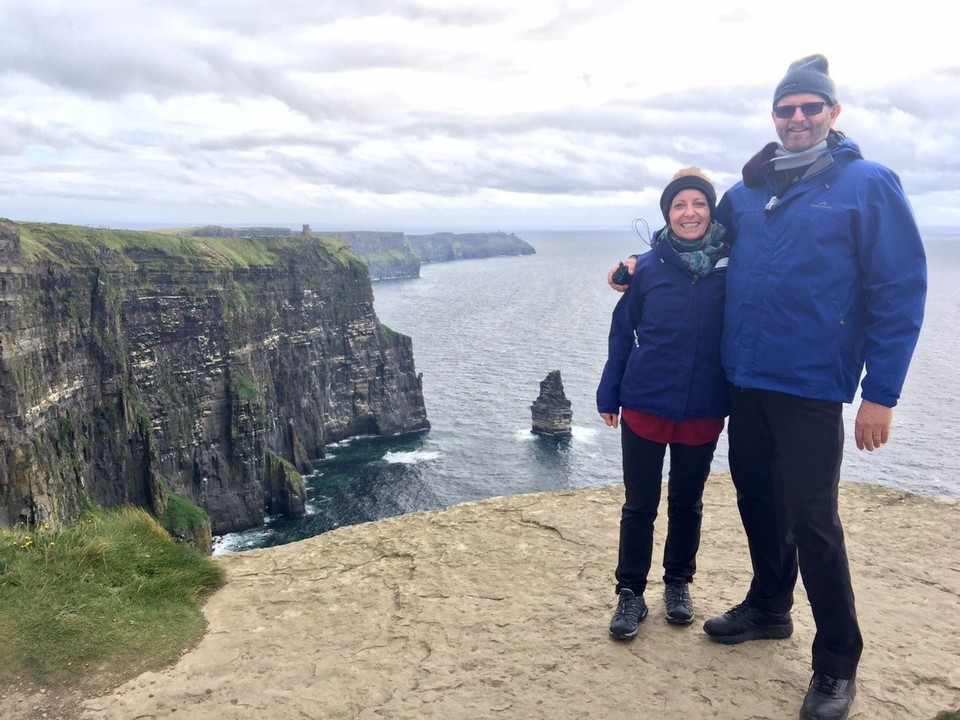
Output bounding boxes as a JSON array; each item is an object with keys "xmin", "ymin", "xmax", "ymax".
[{"xmin": 728, "ymin": 386, "xmax": 863, "ymax": 679}]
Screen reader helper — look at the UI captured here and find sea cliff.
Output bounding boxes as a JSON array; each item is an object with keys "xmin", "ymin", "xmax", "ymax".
[
  {"xmin": 317, "ymin": 230, "xmax": 536, "ymax": 280},
  {"xmin": 407, "ymin": 231, "xmax": 535, "ymax": 264},
  {"xmin": 0, "ymin": 219, "xmax": 429, "ymax": 535}
]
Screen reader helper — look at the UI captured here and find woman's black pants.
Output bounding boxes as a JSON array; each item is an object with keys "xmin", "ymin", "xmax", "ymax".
[{"xmin": 615, "ymin": 420, "xmax": 717, "ymax": 596}]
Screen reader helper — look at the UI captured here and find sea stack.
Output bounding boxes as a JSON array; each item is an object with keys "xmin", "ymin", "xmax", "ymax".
[{"xmin": 531, "ymin": 370, "xmax": 573, "ymax": 439}]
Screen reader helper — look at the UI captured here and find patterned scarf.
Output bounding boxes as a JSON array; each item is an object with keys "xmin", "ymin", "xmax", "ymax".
[{"xmin": 663, "ymin": 220, "xmax": 729, "ymax": 278}]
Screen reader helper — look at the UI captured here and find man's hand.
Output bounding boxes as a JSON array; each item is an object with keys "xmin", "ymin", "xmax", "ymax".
[
  {"xmin": 607, "ymin": 256, "xmax": 638, "ymax": 292},
  {"xmin": 855, "ymin": 399, "xmax": 893, "ymax": 451},
  {"xmin": 600, "ymin": 412, "xmax": 619, "ymax": 428}
]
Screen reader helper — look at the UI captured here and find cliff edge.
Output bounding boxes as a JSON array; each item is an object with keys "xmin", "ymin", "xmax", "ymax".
[{"xmin": 5, "ymin": 476, "xmax": 953, "ymax": 720}]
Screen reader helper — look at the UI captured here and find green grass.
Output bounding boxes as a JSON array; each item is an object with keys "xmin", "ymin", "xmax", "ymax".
[
  {"xmin": 14, "ymin": 221, "xmax": 366, "ymax": 272},
  {"xmin": 231, "ymin": 374, "xmax": 261, "ymax": 403},
  {"xmin": 159, "ymin": 491, "xmax": 211, "ymax": 537},
  {"xmin": 0, "ymin": 506, "xmax": 225, "ymax": 688}
]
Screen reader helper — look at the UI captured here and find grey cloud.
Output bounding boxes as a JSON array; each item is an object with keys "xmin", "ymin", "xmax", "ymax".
[
  {"xmin": 188, "ymin": 131, "xmax": 361, "ymax": 156},
  {"xmin": 2, "ymin": 5, "xmax": 209, "ymax": 98},
  {"xmin": 842, "ymin": 70, "xmax": 960, "ymax": 195},
  {"xmin": 523, "ymin": 4, "xmax": 605, "ymax": 41},
  {"xmin": 357, "ymin": 96, "xmax": 762, "ymax": 193},
  {"xmin": 192, "ymin": 0, "xmax": 509, "ymax": 32},
  {"xmin": 0, "ymin": 115, "xmax": 73, "ymax": 154},
  {"xmin": 1, "ymin": 2, "xmax": 517, "ymax": 105}
]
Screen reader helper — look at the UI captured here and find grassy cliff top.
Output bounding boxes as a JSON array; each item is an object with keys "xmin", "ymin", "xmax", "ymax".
[{"xmin": 13, "ymin": 222, "xmax": 365, "ymax": 272}]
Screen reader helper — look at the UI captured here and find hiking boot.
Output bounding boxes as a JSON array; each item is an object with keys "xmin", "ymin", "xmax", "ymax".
[
  {"xmin": 800, "ymin": 673, "xmax": 856, "ymax": 720},
  {"xmin": 609, "ymin": 588, "xmax": 648, "ymax": 641},
  {"xmin": 702, "ymin": 600, "xmax": 793, "ymax": 644},
  {"xmin": 663, "ymin": 581, "xmax": 695, "ymax": 624}
]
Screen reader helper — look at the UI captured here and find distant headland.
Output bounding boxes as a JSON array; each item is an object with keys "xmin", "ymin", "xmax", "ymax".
[{"xmin": 188, "ymin": 225, "xmax": 537, "ymax": 280}]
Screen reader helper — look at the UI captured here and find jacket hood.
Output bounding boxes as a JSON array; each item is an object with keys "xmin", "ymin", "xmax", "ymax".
[{"xmin": 741, "ymin": 130, "xmax": 859, "ymax": 188}]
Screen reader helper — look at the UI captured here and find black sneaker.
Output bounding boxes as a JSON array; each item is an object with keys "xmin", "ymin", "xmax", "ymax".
[
  {"xmin": 664, "ymin": 581, "xmax": 695, "ymax": 624},
  {"xmin": 702, "ymin": 600, "xmax": 793, "ymax": 644},
  {"xmin": 609, "ymin": 589, "xmax": 648, "ymax": 641},
  {"xmin": 800, "ymin": 673, "xmax": 856, "ymax": 720}
]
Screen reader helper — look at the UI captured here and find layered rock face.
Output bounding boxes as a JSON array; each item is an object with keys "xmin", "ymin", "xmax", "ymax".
[
  {"xmin": 0, "ymin": 220, "xmax": 429, "ymax": 534},
  {"xmin": 531, "ymin": 370, "xmax": 572, "ymax": 439},
  {"xmin": 316, "ymin": 231, "xmax": 421, "ymax": 281}
]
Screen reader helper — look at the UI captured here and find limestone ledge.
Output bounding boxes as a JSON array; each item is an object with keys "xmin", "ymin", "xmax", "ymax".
[{"xmin": 11, "ymin": 477, "xmax": 949, "ymax": 720}]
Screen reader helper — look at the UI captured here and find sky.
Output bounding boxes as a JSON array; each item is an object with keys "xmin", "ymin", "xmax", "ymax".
[{"xmin": 2, "ymin": 1, "xmax": 959, "ymax": 233}]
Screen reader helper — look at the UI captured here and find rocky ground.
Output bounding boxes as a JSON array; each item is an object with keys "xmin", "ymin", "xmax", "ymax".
[{"xmin": 3, "ymin": 476, "xmax": 958, "ymax": 719}]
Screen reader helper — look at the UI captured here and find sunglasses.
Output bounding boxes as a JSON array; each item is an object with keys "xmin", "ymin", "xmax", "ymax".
[{"xmin": 773, "ymin": 102, "xmax": 827, "ymax": 119}]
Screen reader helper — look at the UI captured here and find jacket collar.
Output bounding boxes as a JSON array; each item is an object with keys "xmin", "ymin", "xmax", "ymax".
[{"xmin": 741, "ymin": 129, "xmax": 853, "ymax": 189}]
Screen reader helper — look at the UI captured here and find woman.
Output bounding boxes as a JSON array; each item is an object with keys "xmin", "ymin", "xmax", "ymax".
[{"xmin": 596, "ymin": 167, "xmax": 729, "ymax": 641}]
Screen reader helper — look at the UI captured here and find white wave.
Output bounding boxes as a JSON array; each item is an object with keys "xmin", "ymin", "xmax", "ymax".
[
  {"xmin": 383, "ymin": 449, "xmax": 441, "ymax": 464},
  {"xmin": 303, "ymin": 499, "xmax": 324, "ymax": 515},
  {"xmin": 326, "ymin": 434, "xmax": 377, "ymax": 450},
  {"xmin": 572, "ymin": 425, "xmax": 602, "ymax": 442},
  {"xmin": 516, "ymin": 425, "xmax": 602, "ymax": 443},
  {"xmin": 212, "ymin": 527, "xmax": 274, "ymax": 555}
]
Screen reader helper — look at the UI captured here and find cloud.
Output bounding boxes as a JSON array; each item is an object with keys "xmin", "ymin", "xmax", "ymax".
[{"xmin": 1, "ymin": 1, "xmax": 958, "ymax": 229}]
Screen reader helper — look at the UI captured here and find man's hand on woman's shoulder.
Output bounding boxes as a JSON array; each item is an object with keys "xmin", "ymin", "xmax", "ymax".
[{"xmin": 608, "ymin": 256, "xmax": 638, "ymax": 292}]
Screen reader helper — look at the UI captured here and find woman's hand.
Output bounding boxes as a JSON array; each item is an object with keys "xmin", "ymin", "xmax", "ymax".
[{"xmin": 600, "ymin": 412, "xmax": 619, "ymax": 428}]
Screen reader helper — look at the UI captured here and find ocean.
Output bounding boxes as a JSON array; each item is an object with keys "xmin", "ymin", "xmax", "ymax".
[{"xmin": 214, "ymin": 228, "xmax": 960, "ymax": 553}]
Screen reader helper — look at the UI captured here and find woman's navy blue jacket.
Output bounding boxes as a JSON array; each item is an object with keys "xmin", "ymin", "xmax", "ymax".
[{"xmin": 596, "ymin": 230, "xmax": 729, "ymax": 422}]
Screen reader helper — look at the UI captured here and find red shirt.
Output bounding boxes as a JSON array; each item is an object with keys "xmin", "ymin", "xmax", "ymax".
[{"xmin": 621, "ymin": 408, "xmax": 724, "ymax": 446}]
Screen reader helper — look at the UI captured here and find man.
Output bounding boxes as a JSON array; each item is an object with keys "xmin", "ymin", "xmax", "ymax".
[{"xmin": 608, "ymin": 55, "xmax": 927, "ymax": 720}]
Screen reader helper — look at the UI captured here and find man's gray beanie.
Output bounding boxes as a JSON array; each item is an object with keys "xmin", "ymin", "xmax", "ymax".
[{"xmin": 773, "ymin": 54, "xmax": 838, "ymax": 107}]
